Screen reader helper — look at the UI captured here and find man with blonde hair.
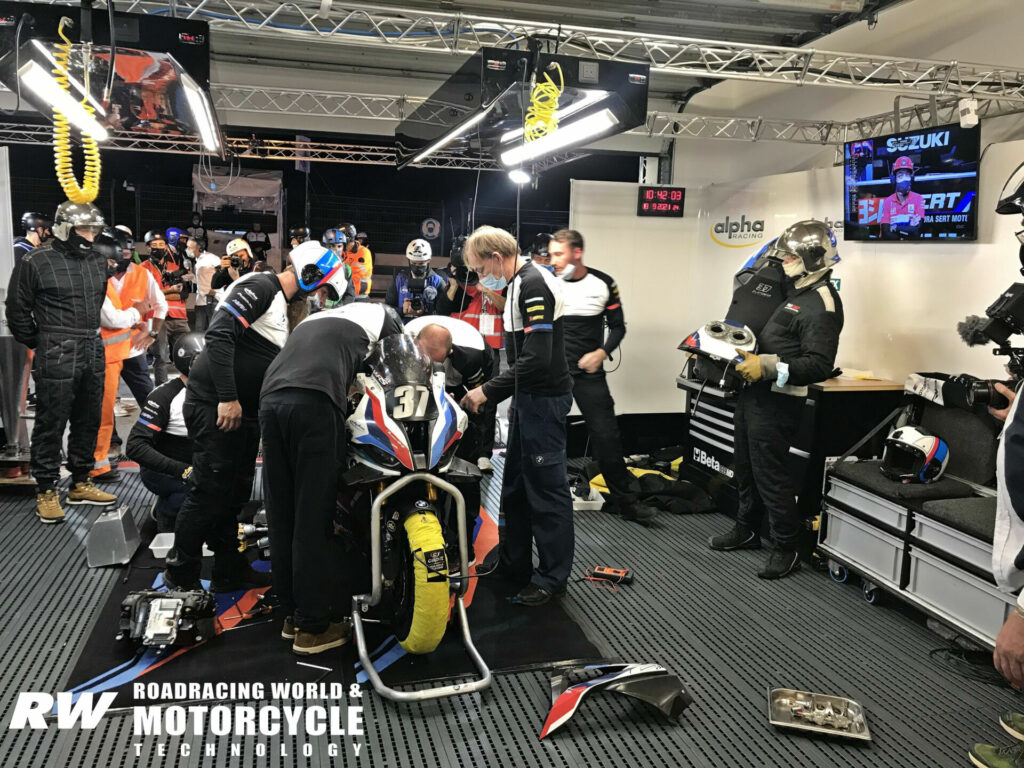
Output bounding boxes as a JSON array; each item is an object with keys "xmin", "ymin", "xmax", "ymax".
[{"xmin": 461, "ymin": 226, "xmax": 574, "ymax": 606}]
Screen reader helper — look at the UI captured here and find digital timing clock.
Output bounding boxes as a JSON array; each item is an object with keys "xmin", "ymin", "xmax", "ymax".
[{"xmin": 637, "ymin": 186, "xmax": 684, "ymax": 217}]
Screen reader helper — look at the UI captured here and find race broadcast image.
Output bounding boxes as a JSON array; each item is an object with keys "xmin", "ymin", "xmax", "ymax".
[{"xmin": 843, "ymin": 123, "xmax": 981, "ymax": 241}]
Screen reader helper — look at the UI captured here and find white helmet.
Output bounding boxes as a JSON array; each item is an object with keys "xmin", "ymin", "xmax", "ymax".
[
  {"xmin": 226, "ymin": 238, "xmax": 253, "ymax": 259},
  {"xmin": 880, "ymin": 425, "xmax": 949, "ymax": 484},
  {"xmin": 406, "ymin": 239, "xmax": 432, "ymax": 263},
  {"xmin": 289, "ymin": 240, "xmax": 349, "ymax": 301}
]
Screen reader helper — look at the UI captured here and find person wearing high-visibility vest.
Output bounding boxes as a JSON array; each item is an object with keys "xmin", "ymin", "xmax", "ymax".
[
  {"xmin": 142, "ymin": 230, "xmax": 191, "ymax": 385},
  {"xmin": 339, "ymin": 223, "xmax": 373, "ymax": 297},
  {"xmin": 90, "ymin": 232, "xmax": 165, "ymax": 482}
]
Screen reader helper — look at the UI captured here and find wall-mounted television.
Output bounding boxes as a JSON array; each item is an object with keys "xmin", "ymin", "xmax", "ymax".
[{"xmin": 843, "ymin": 122, "xmax": 980, "ymax": 241}]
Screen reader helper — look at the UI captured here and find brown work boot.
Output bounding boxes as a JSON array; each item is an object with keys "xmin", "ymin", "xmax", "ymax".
[
  {"xmin": 292, "ymin": 621, "xmax": 352, "ymax": 656},
  {"xmin": 36, "ymin": 490, "xmax": 65, "ymax": 524},
  {"xmin": 281, "ymin": 616, "xmax": 296, "ymax": 640},
  {"xmin": 67, "ymin": 479, "xmax": 117, "ymax": 506}
]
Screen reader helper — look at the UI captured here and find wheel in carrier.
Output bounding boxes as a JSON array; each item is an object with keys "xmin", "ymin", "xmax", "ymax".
[{"xmin": 393, "ymin": 510, "xmax": 451, "ymax": 654}]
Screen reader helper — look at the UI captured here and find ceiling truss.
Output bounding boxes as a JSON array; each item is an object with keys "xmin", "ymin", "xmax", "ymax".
[{"xmin": 44, "ymin": 1, "xmax": 1024, "ymax": 102}]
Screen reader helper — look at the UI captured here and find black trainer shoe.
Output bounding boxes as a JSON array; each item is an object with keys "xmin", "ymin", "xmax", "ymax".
[
  {"xmin": 211, "ymin": 565, "xmax": 272, "ymax": 593},
  {"xmin": 757, "ymin": 547, "xmax": 801, "ymax": 580},
  {"xmin": 511, "ymin": 583, "xmax": 553, "ymax": 606},
  {"xmin": 708, "ymin": 525, "xmax": 762, "ymax": 551}
]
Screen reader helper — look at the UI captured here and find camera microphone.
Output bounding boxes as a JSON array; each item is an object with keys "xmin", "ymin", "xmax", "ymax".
[
  {"xmin": 957, "ymin": 315, "xmax": 990, "ymax": 346},
  {"xmin": 424, "ymin": 285, "xmax": 438, "ymax": 302}
]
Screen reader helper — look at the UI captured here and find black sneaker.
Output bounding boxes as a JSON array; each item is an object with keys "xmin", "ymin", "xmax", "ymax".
[
  {"xmin": 757, "ymin": 547, "xmax": 801, "ymax": 580},
  {"xmin": 211, "ymin": 566, "xmax": 272, "ymax": 593},
  {"xmin": 511, "ymin": 583, "xmax": 553, "ymax": 606},
  {"xmin": 708, "ymin": 525, "xmax": 762, "ymax": 551},
  {"xmin": 622, "ymin": 503, "xmax": 657, "ymax": 523}
]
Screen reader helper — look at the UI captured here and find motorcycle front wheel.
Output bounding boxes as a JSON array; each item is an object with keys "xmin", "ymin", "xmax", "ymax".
[{"xmin": 393, "ymin": 510, "xmax": 450, "ymax": 654}]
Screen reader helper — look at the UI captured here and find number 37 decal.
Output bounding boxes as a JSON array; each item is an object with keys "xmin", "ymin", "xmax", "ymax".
[{"xmin": 393, "ymin": 385, "xmax": 431, "ymax": 419}]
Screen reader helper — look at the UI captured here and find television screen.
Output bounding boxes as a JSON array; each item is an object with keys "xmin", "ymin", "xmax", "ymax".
[{"xmin": 843, "ymin": 122, "xmax": 980, "ymax": 241}]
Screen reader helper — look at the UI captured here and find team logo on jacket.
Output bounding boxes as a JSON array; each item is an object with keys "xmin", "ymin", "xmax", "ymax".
[{"xmin": 784, "ymin": 303, "xmax": 800, "ymax": 312}]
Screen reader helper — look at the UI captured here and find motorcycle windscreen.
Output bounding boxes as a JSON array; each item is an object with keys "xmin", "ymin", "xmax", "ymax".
[{"xmin": 367, "ymin": 335, "xmax": 438, "ymax": 422}]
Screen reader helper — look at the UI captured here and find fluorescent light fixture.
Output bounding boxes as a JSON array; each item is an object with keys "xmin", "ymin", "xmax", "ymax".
[
  {"xmin": 499, "ymin": 90, "xmax": 609, "ymax": 144},
  {"xmin": 508, "ymin": 168, "xmax": 531, "ymax": 185},
  {"xmin": 30, "ymin": 40, "xmax": 107, "ymax": 116},
  {"xmin": 412, "ymin": 107, "xmax": 492, "ymax": 165},
  {"xmin": 180, "ymin": 71, "xmax": 221, "ymax": 153},
  {"xmin": 18, "ymin": 60, "xmax": 109, "ymax": 141},
  {"xmin": 500, "ymin": 108, "xmax": 619, "ymax": 167},
  {"xmin": 755, "ymin": 0, "xmax": 864, "ymax": 10}
]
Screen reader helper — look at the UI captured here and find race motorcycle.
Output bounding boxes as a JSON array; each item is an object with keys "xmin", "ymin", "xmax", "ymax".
[{"xmin": 342, "ymin": 334, "xmax": 492, "ymax": 701}]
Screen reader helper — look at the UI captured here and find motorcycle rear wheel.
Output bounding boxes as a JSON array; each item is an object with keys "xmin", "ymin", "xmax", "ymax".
[{"xmin": 394, "ymin": 511, "xmax": 450, "ymax": 654}]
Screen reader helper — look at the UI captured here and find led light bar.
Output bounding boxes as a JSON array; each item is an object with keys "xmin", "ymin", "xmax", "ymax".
[{"xmin": 500, "ymin": 108, "xmax": 619, "ymax": 167}]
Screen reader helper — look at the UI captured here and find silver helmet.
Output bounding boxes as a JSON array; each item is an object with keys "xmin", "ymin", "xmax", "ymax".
[
  {"xmin": 52, "ymin": 201, "xmax": 106, "ymax": 242},
  {"xmin": 767, "ymin": 219, "xmax": 839, "ymax": 275}
]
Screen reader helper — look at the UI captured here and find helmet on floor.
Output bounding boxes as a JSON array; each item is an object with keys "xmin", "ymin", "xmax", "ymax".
[
  {"xmin": 289, "ymin": 240, "xmax": 348, "ymax": 300},
  {"xmin": 880, "ymin": 426, "xmax": 949, "ymax": 484},
  {"xmin": 172, "ymin": 333, "xmax": 206, "ymax": 376}
]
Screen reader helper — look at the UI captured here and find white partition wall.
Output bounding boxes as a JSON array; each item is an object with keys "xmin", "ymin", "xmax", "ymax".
[
  {"xmin": 0, "ymin": 147, "xmax": 14, "ymax": 336},
  {"xmin": 569, "ymin": 180, "xmax": 695, "ymax": 415}
]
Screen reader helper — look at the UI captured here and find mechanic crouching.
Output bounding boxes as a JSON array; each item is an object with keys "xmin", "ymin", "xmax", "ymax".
[
  {"xmin": 708, "ymin": 220, "xmax": 844, "ymax": 580},
  {"xmin": 126, "ymin": 333, "xmax": 205, "ymax": 533}
]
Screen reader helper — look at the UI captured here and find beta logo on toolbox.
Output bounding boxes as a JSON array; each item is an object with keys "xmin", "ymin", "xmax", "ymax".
[
  {"xmin": 693, "ymin": 447, "xmax": 734, "ymax": 479},
  {"xmin": 710, "ymin": 215, "xmax": 765, "ymax": 248}
]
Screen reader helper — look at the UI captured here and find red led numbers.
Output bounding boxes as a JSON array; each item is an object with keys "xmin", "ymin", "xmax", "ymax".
[{"xmin": 637, "ymin": 186, "xmax": 684, "ymax": 217}]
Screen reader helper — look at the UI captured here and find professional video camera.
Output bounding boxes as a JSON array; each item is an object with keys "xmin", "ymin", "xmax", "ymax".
[
  {"xmin": 951, "ymin": 165, "xmax": 1024, "ymax": 410},
  {"xmin": 117, "ymin": 589, "xmax": 217, "ymax": 647},
  {"xmin": 447, "ymin": 235, "xmax": 478, "ymax": 287}
]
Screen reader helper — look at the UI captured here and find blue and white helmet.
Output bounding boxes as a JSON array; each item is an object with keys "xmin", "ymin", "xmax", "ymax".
[
  {"xmin": 881, "ymin": 425, "xmax": 949, "ymax": 484},
  {"xmin": 289, "ymin": 241, "xmax": 348, "ymax": 301}
]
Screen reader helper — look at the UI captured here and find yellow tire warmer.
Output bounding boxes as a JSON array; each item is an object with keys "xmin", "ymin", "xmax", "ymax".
[{"xmin": 395, "ymin": 511, "xmax": 449, "ymax": 654}]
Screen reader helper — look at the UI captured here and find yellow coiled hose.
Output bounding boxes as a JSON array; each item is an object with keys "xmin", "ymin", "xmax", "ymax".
[
  {"xmin": 52, "ymin": 18, "xmax": 101, "ymax": 204},
  {"xmin": 523, "ymin": 62, "xmax": 564, "ymax": 143}
]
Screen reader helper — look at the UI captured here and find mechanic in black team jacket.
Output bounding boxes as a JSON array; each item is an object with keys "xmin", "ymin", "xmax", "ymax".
[
  {"xmin": 461, "ymin": 226, "xmax": 574, "ymax": 607},
  {"xmin": 163, "ymin": 241, "xmax": 350, "ymax": 592},
  {"xmin": 709, "ymin": 220, "xmax": 844, "ymax": 581},
  {"xmin": 127, "ymin": 333, "xmax": 205, "ymax": 533},
  {"xmin": 548, "ymin": 229, "xmax": 656, "ymax": 523},
  {"xmin": 260, "ymin": 301, "xmax": 403, "ymax": 655}
]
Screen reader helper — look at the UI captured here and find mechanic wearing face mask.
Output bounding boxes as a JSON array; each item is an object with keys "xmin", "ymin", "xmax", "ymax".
[
  {"xmin": 162, "ymin": 241, "xmax": 348, "ymax": 592},
  {"xmin": 142, "ymin": 230, "xmax": 190, "ymax": 386},
  {"xmin": 260, "ymin": 301, "xmax": 403, "ymax": 655},
  {"xmin": 5, "ymin": 201, "xmax": 119, "ymax": 523},
  {"xmin": 708, "ymin": 219, "xmax": 844, "ymax": 580},
  {"xmin": 320, "ymin": 228, "xmax": 357, "ymax": 307},
  {"xmin": 387, "ymin": 239, "xmax": 448, "ymax": 321}
]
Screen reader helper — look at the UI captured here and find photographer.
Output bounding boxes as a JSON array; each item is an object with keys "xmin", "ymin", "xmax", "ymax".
[
  {"xmin": 708, "ymin": 220, "xmax": 843, "ymax": 580},
  {"xmin": 548, "ymin": 229, "xmax": 655, "ymax": 523},
  {"xmin": 142, "ymin": 230, "xmax": 191, "ymax": 385},
  {"xmin": 212, "ymin": 238, "xmax": 255, "ymax": 292},
  {"xmin": 387, "ymin": 239, "xmax": 448, "ymax": 322}
]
